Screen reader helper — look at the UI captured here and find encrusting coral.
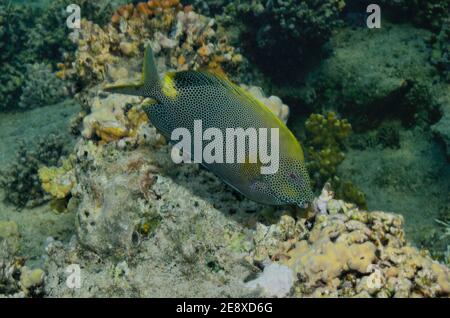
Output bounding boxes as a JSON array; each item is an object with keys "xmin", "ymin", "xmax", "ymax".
[
  {"xmin": 60, "ymin": 0, "xmax": 244, "ymax": 88},
  {"xmin": 250, "ymin": 185, "xmax": 450, "ymax": 297},
  {"xmin": 38, "ymin": 156, "xmax": 76, "ymax": 200}
]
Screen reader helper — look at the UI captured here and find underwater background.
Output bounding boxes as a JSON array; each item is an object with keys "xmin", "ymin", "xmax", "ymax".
[{"xmin": 0, "ymin": 0, "xmax": 449, "ymax": 297}]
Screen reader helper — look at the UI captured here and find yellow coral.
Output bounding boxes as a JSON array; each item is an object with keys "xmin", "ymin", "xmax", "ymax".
[
  {"xmin": 127, "ymin": 105, "xmax": 150, "ymax": 137},
  {"xmin": 81, "ymin": 94, "xmax": 150, "ymax": 144},
  {"xmin": 38, "ymin": 157, "xmax": 76, "ymax": 199}
]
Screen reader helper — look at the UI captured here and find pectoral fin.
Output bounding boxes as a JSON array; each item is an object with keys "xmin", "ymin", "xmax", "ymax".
[{"xmin": 104, "ymin": 81, "xmax": 146, "ymax": 96}]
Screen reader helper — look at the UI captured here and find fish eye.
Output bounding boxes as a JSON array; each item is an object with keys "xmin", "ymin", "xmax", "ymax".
[{"xmin": 289, "ymin": 172, "xmax": 298, "ymax": 180}]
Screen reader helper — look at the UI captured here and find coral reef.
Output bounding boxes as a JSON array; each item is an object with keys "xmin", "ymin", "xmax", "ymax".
[
  {"xmin": 80, "ymin": 94, "xmax": 149, "ymax": 144},
  {"xmin": 18, "ymin": 63, "xmax": 67, "ymax": 109},
  {"xmin": 304, "ymin": 112, "xmax": 351, "ymax": 187},
  {"xmin": 41, "ymin": 139, "xmax": 450, "ymax": 298},
  {"xmin": 221, "ymin": 0, "xmax": 345, "ymax": 79},
  {"xmin": 27, "ymin": 0, "xmax": 122, "ymax": 66},
  {"xmin": 3, "ymin": 0, "xmax": 450, "ymax": 300},
  {"xmin": 0, "ymin": 220, "xmax": 46, "ymax": 297},
  {"xmin": 239, "ymin": 85, "xmax": 290, "ymax": 123},
  {"xmin": 299, "ymin": 24, "xmax": 442, "ymax": 131},
  {"xmin": 42, "ymin": 132, "xmax": 262, "ymax": 296},
  {"xmin": 428, "ymin": 21, "xmax": 450, "ymax": 83},
  {"xmin": 0, "ymin": 134, "xmax": 68, "ymax": 208},
  {"xmin": 379, "ymin": 0, "xmax": 449, "ymax": 31},
  {"xmin": 0, "ymin": 0, "xmax": 120, "ymax": 111},
  {"xmin": 0, "ymin": 1, "xmax": 35, "ymax": 110},
  {"xmin": 251, "ymin": 186, "xmax": 450, "ymax": 297},
  {"xmin": 39, "ymin": 157, "xmax": 76, "ymax": 200},
  {"xmin": 62, "ymin": 2, "xmax": 244, "ymax": 88},
  {"xmin": 339, "ymin": 127, "xmax": 450, "ymax": 259},
  {"xmin": 304, "ymin": 112, "xmax": 367, "ymax": 208},
  {"xmin": 298, "ymin": 22, "xmax": 449, "ymax": 256}
]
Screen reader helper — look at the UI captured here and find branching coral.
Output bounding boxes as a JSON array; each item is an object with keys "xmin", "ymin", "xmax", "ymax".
[
  {"xmin": 379, "ymin": 0, "xmax": 449, "ymax": 31},
  {"xmin": 428, "ymin": 20, "xmax": 450, "ymax": 83},
  {"xmin": 304, "ymin": 112, "xmax": 367, "ymax": 208},
  {"xmin": 305, "ymin": 112, "xmax": 351, "ymax": 186},
  {"xmin": 223, "ymin": 0, "xmax": 345, "ymax": 79},
  {"xmin": 18, "ymin": 63, "xmax": 67, "ymax": 109},
  {"xmin": 0, "ymin": 0, "xmax": 119, "ymax": 111},
  {"xmin": 0, "ymin": 0, "xmax": 36, "ymax": 110},
  {"xmin": 0, "ymin": 134, "xmax": 68, "ymax": 208}
]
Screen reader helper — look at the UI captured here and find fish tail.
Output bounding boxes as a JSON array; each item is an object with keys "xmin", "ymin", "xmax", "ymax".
[{"xmin": 104, "ymin": 45, "xmax": 161, "ymax": 97}]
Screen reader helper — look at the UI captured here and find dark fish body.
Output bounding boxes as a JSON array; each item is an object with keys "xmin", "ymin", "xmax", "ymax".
[{"xmin": 105, "ymin": 47, "xmax": 313, "ymax": 207}]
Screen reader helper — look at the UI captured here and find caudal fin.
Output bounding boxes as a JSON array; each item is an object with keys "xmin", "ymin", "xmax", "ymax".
[{"xmin": 104, "ymin": 45, "xmax": 160, "ymax": 97}]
